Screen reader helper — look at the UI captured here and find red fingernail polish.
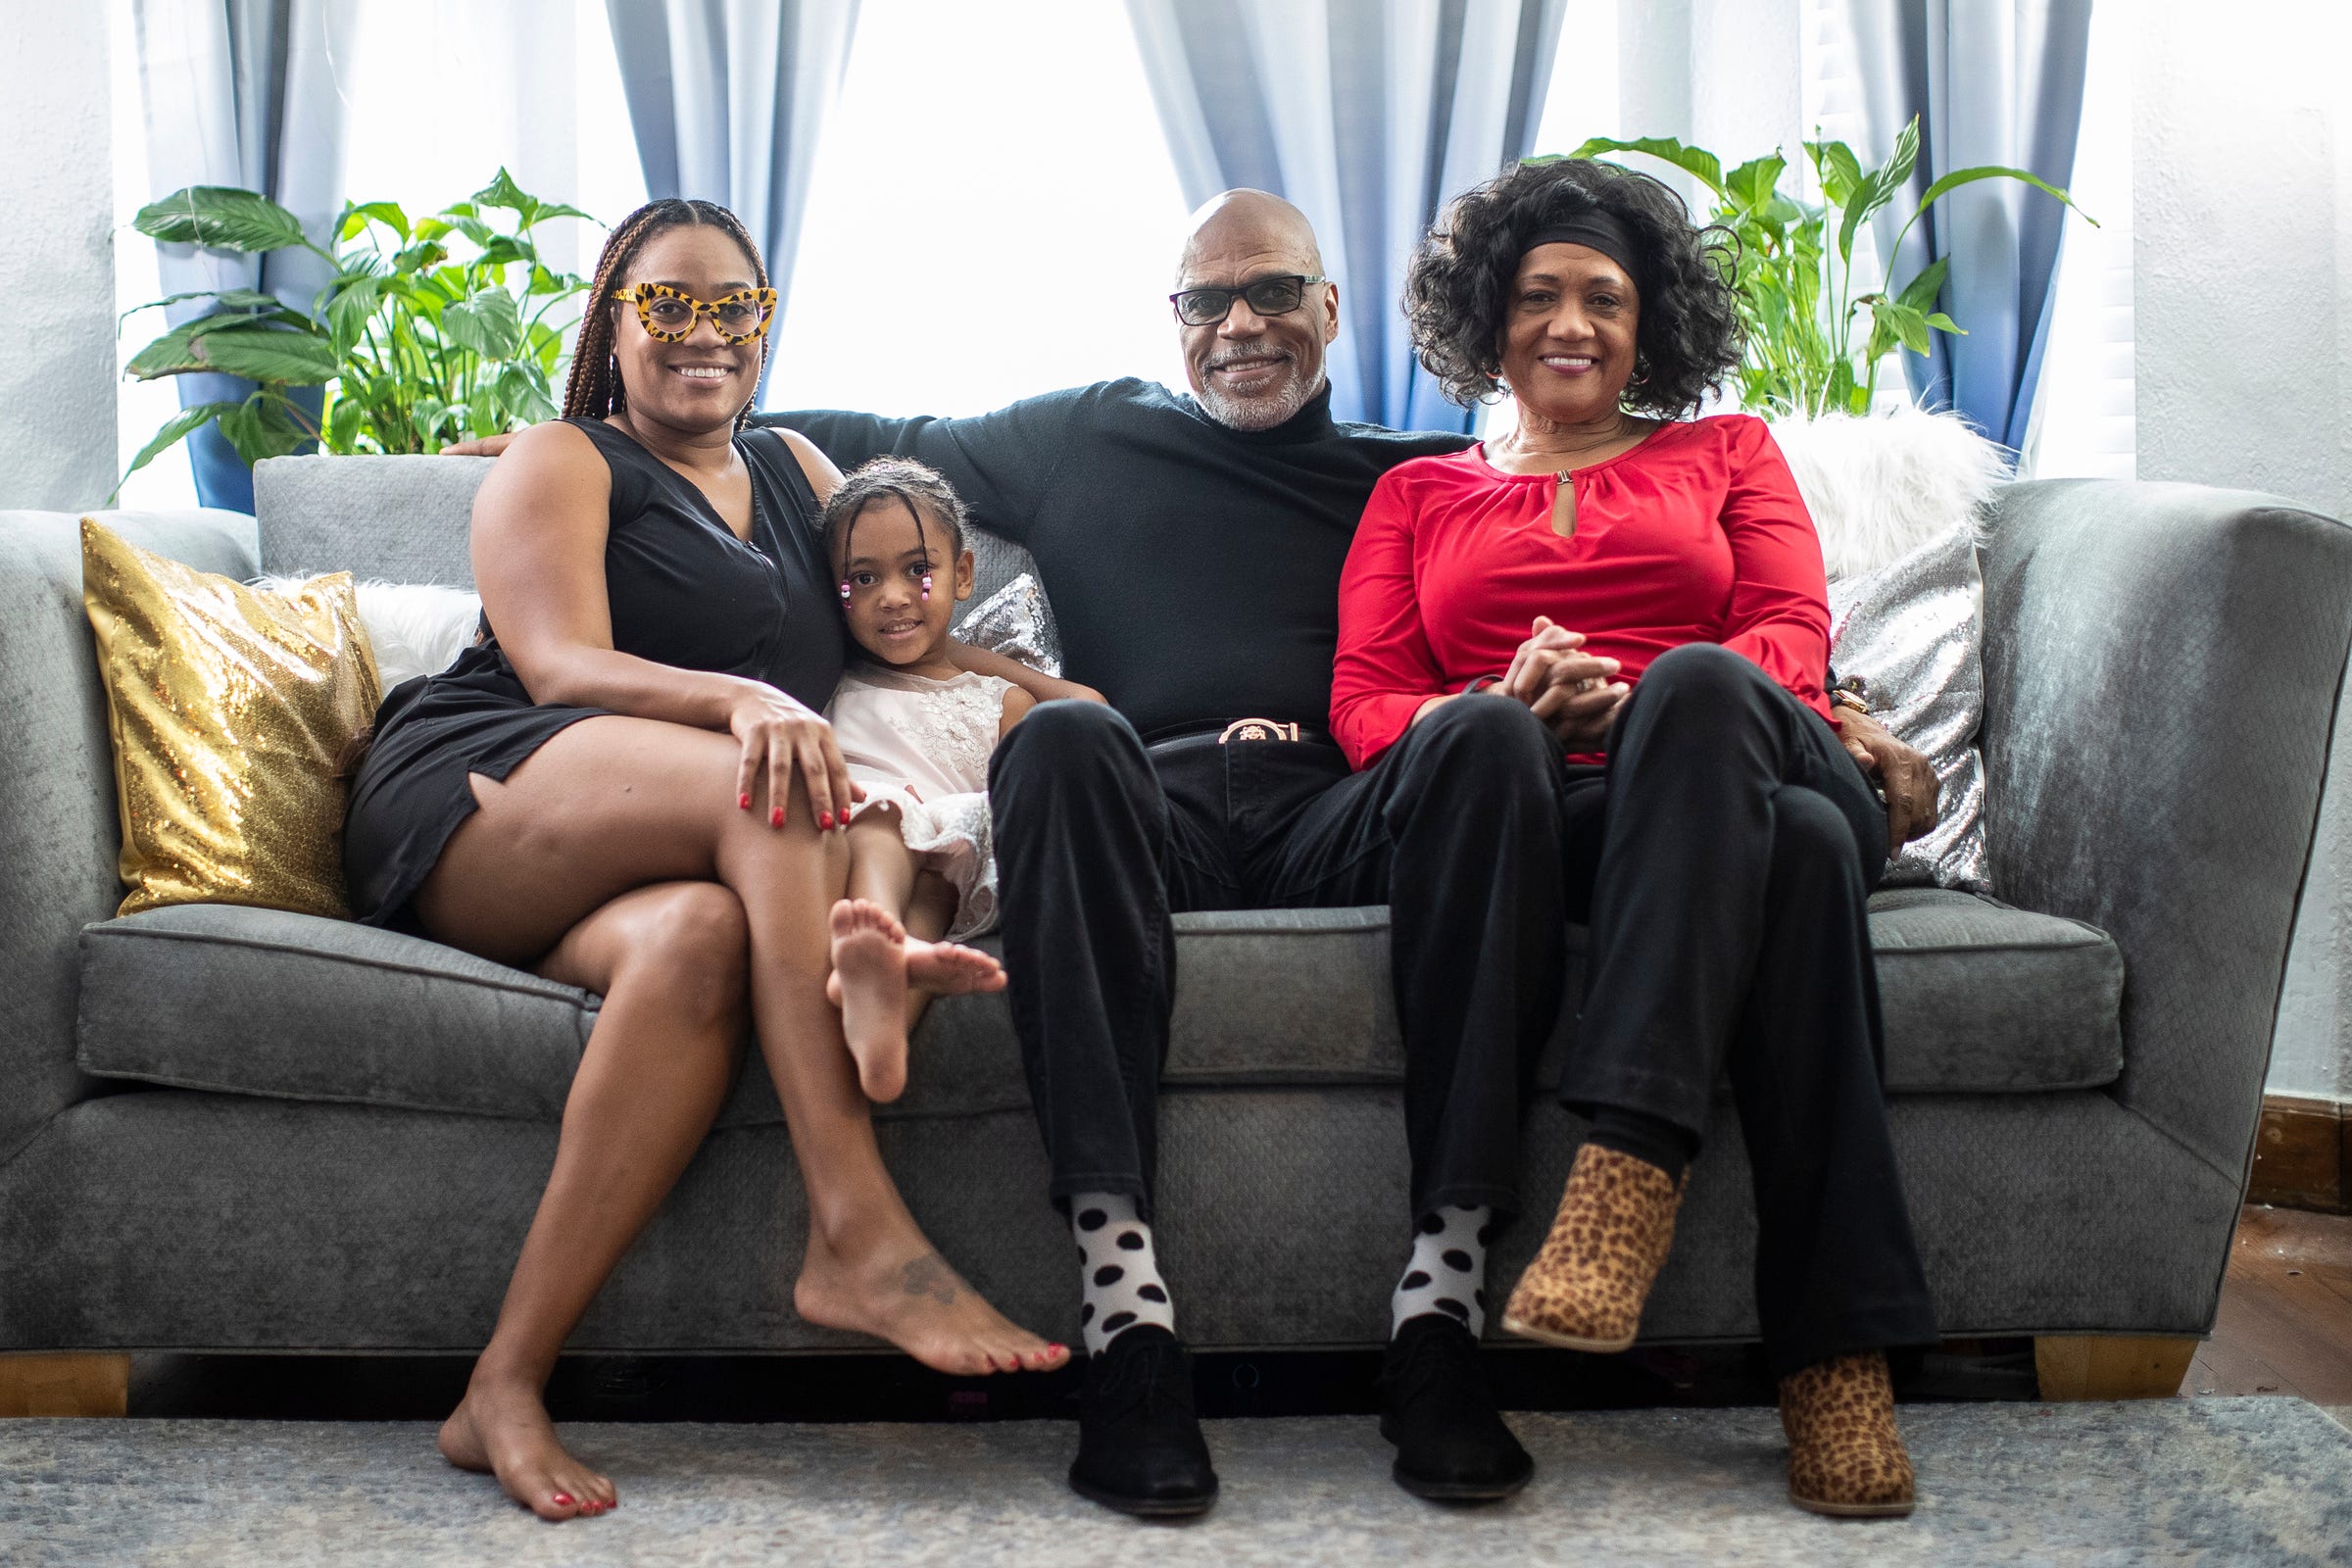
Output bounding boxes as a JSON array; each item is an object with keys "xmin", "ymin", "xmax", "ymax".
[
  {"xmin": 738, "ymin": 792, "xmax": 751, "ymax": 809},
  {"xmin": 819, "ymin": 810, "xmax": 833, "ymax": 830},
  {"xmin": 770, "ymin": 807, "xmax": 784, "ymax": 827}
]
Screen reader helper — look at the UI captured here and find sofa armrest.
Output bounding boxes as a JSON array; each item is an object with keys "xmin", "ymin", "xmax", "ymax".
[
  {"xmin": 0, "ymin": 509, "xmax": 260, "ymax": 1166},
  {"xmin": 1980, "ymin": 478, "xmax": 2352, "ymax": 1184}
]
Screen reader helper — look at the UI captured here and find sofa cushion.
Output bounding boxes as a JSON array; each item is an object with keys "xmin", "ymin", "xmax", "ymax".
[{"xmin": 75, "ymin": 889, "xmax": 2122, "ymax": 1126}]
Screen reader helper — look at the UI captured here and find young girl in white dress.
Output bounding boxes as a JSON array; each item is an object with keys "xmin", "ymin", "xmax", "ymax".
[{"xmin": 822, "ymin": 458, "xmax": 1040, "ymax": 1103}]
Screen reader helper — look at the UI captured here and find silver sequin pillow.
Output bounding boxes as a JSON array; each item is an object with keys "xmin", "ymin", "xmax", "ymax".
[
  {"xmin": 952, "ymin": 571, "xmax": 1062, "ymax": 677},
  {"xmin": 1828, "ymin": 527, "xmax": 1990, "ymax": 892}
]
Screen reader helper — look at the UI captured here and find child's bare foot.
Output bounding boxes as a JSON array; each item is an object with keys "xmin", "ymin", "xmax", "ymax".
[
  {"xmin": 827, "ymin": 898, "xmax": 912, "ymax": 1102},
  {"xmin": 795, "ymin": 1224, "xmax": 1069, "ymax": 1377},
  {"xmin": 904, "ymin": 937, "xmax": 1006, "ymax": 997},
  {"xmin": 438, "ymin": 1371, "xmax": 615, "ymax": 1521}
]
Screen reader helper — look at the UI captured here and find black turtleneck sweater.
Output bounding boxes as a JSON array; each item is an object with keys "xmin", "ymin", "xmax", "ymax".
[{"xmin": 759, "ymin": 381, "xmax": 1470, "ymax": 738}]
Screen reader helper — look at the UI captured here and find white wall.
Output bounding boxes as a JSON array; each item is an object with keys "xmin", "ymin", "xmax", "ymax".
[
  {"xmin": 0, "ymin": 1, "xmax": 118, "ymax": 510},
  {"xmin": 2133, "ymin": 0, "xmax": 2352, "ymax": 1102},
  {"xmin": 2133, "ymin": 0, "xmax": 2348, "ymax": 519}
]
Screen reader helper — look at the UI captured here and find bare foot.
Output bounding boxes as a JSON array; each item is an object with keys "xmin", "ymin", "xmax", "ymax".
[
  {"xmin": 795, "ymin": 1227, "xmax": 1070, "ymax": 1378},
  {"xmin": 826, "ymin": 898, "xmax": 912, "ymax": 1102},
  {"xmin": 438, "ymin": 1372, "xmax": 616, "ymax": 1521},
  {"xmin": 904, "ymin": 937, "xmax": 1006, "ymax": 997}
]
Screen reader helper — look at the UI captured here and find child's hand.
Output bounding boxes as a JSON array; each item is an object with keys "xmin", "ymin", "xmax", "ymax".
[{"xmin": 729, "ymin": 687, "xmax": 863, "ymax": 832}]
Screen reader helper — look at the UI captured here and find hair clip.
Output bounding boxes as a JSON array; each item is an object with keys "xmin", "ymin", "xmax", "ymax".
[
  {"xmin": 920, "ymin": 572, "xmax": 934, "ymax": 602},
  {"xmin": 838, "ymin": 581, "xmax": 852, "ymax": 602}
]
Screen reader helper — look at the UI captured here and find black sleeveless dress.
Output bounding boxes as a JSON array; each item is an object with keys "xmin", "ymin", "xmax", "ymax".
[{"xmin": 343, "ymin": 418, "xmax": 844, "ymax": 930}]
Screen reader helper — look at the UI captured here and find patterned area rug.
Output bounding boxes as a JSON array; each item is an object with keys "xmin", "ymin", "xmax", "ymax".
[{"xmin": 6, "ymin": 1398, "xmax": 2350, "ymax": 1566}]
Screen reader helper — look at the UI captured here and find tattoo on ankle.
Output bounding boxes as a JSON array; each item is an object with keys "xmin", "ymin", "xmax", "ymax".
[{"xmin": 900, "ymin": 1253, "xmax": 958, "ymax": 1304}]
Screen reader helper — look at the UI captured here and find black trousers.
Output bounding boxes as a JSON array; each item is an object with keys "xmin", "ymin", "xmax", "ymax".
[
  {"xmin": 988, "ymin": 696, "xmax": 1570, "ymax": 1223},
  {"xmin": 988, "ymin": 644, "xmax": 1936, "ymax": 1375},
  {"xmin": 1557, "ymin": 643, "xmax": 1936, "ymax": 1374}
]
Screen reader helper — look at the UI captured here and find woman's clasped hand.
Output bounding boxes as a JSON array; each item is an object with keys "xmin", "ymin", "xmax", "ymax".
[{"xmin": 1496, "ymin": 614, "xmax": 1629, "ymax": 750}]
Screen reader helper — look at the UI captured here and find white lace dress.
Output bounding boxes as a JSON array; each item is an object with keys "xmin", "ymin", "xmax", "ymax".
[{"xmin": 824, "ymin": 665, "xmax": 1013, "ymax": 941}]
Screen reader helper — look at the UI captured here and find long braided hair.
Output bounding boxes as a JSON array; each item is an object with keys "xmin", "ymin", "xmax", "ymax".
[{"xmin": 563, "ymin": 198, "xmax": 773, "ymax": 429}]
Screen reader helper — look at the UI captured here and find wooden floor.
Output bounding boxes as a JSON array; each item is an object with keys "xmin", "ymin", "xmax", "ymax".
[{"xmin": 2189, "ymin": 1203, "xmax": 2352, "ymax": 1428}]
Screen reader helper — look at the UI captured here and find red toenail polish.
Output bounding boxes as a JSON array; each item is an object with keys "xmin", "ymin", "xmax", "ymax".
[
  {"xmin": 770, "ymin": 807, "xmax": 784, "ymax": 827},
  {"xmin": 553, "ymin": 1493, "xmax": 574, "ymax": 1506},
  {"xmin": 738, "ymin": 792, "xmax": 751, "ymax": 809}
]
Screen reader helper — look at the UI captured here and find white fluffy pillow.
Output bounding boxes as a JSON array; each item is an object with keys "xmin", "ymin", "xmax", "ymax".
[
  {"xmin": 257, "ymin": 577, "xmax": 481, "ymax": 690},
  {"xmin": 1768, "ymin": 407, "xmax": 2009, "ymax": 893},
  {"xmin": 1771, "ymin": 404, "xmax": 2009, "ymax": 579}
]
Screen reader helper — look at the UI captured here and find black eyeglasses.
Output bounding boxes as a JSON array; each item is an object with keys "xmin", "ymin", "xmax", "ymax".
[{"xmin": 1169, "ymin": 273, "xmax": 1325, "ymax": 327}]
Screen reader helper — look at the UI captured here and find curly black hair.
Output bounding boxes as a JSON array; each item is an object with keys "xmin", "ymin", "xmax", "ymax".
[{"xmin": 1404, "ymin": 159, "xmax": 1742, "ymax": 416}]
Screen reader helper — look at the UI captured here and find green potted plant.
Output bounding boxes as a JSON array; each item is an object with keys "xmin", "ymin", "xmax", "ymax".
[
  {"xmin": 118, "ymin": 169, "xmax": 595, "ymax": 494},
  {"xmin": 1544, "ymin": 116, "xmax": 2091, "ymax": 417}
]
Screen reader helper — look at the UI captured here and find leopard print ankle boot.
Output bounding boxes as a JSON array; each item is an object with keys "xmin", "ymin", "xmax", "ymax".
[
  {"xmin": 1780, "ymin": 1350, "xmax": 1915, "ymax": 1517},
  {"xmin": 1498, "ymin": 1143, "xmax": 1685, "ymax": 1353}
]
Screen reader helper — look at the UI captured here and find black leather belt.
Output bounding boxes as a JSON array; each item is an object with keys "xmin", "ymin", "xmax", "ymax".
[{"xmin": 1145, "ymin": 717, "xmax": 1333, "ymax": 749}]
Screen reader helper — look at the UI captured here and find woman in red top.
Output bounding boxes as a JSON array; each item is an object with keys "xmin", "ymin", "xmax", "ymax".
[{"xmin": 1336, "ymin": 158, "xmax": 1937, "ymax": 1518}]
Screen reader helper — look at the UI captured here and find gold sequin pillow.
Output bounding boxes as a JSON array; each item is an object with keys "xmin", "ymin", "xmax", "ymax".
[{"xmin": 81, "ymin": 518, "xmax": 381, "ymax": 919}]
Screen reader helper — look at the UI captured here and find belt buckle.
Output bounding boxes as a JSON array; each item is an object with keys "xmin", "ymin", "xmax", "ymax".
[{"xmin": 1217, "ymin": 717, "xmax": 1300, "ymax": 744}]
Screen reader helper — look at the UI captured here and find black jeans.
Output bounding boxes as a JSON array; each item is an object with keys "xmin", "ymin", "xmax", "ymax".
[
  {"xmin": 1556, "ymin": 643, "xmax": 1936, "ymax": 1374},
  {"xmin": 988, "ymin": 697, "xmax": 1569, "ymax": 1223}
]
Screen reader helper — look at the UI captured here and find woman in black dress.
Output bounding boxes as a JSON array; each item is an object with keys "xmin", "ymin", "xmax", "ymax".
[{"xmin": 344, "ymin": 200, "xmax": 1075, "ymax": 1522}]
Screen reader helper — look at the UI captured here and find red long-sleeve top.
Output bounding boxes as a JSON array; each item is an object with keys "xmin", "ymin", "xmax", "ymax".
[{"xmin": 1332, "ymin": 415, "xmax": 1833, "ymax": 770}]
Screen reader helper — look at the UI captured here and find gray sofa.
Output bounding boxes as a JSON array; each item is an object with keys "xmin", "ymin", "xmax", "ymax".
[{"xmin": 3, "ymin": 459, "xmax": 2347, "ymax": 1369}]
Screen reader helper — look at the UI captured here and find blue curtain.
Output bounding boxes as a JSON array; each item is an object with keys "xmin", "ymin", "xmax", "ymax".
[
  {"xmin": 1126, "ymin": 0, "xmax": 1564, "ymax": 432},
  {"xmin": 133, "ymin": 0, "xmax": 351, "ymax": 513},
  {"xmin": 1846, "ymin": 0, "xmax": 2093, "ymax": 453},
  {"xmin": 604, "ymin": 0, "xmax": 860, "ymax": 406}
]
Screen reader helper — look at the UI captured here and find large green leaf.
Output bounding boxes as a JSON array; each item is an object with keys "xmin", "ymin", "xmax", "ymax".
[
  {"xmin": 340, "ymin": 201, "xmax": 411, "ymax": 242},
  {"xmin": 121, "ymin": 286, "xmax": 282, "ymax": 321},
  {"xmin": 470, "ymin": 169, "xmax": 533, "ymax": 218},
  {"xmin": 392, "ymin": 240, "xmax": 452, "ymax": 276},
  {"xmin": 216, "ymin": 393, "xmax": 316, "ymax": 466},
  {"xmin": 471, "ymin": 166, "xmax": 592, "ymax": 226},
  {"xmin": 1804, "ymin": 140, "xmax": 1864, "ymax": 207},
  {"xmin": 1563, "ymin": 135, "xmax": 1726, "ymax": 196},
  {"xmin": 1838, "ymin": 117, "xmax": 1921, "ymax": 263},
  {"xmin": 133, "ymin": 186, "xmax": 308, "ymax": 253},
  {"xmin": 124, "ymin": 321, "xmax": 207, "ymax": 378},
  {"xmin": 326, "ymin": 277, "xmax": 385, "ymax": 357},
  {"xmin": 325, "ymin": 393, "xmax": 367, "ymax": 453},
  {"xmin": 1916, "ymin": 163, "xmax": 2091, "ymax": 223},
  {"xmin": 442, "ymin": 287, "xmax": 524, "ymax": 360},
  {"xmin": 189, "ymin": 322, "xmax": 340, "ymax": 385},
  {"xmin": 111, "ymin": 400, "xmax": 242, "ymax": 499},
  {"xmin": 1725, "ymin": 154, "xmax": 1788, "ymax": 214},
  {"xmin": 493, "ymin": 361, "xmax": 558, "ymax": 424},
  {"xmin": 1894, "ymin": 255, "xmax": 1951, "ymax": 313}
]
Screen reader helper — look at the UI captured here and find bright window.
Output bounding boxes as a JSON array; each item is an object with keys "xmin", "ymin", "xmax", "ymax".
[{"xmin": 762, "ymin": 0, "xmax": 1192, "ymax": 418}]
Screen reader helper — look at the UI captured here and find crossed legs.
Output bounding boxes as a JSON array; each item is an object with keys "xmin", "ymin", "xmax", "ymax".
[{"xmin": 414, "ymin": 715, "xmax": 1063, "ymax": 1521}]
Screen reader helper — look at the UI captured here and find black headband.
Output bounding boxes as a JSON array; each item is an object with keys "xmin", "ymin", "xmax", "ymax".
[{"xmin": 1522, "ymin": 212, "xmax": 1643, "ymax": 291}]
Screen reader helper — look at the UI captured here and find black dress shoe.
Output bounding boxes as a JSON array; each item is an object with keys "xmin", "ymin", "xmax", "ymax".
[
  {"xmin": 1378, "ymin": 1313, "xmax": 1534, "ymax": 1501},
  {"xmin": 1068, "ymin": 1326, "xmax": 1219, "ymax": 1517}
]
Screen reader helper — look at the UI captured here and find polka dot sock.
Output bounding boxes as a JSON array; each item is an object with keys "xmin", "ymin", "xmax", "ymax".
[
  {"xmin": 1391, "ymin": 1204, "xmax": 1494, "ymax": 1338},
  {"xmin": 1070, "ymin": 1192, "xmax": 1175, "ymax": 1354}
]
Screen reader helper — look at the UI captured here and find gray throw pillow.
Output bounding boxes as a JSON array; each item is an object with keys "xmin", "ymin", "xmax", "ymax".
[{"xmin": 1828, "ymin": 527, "xmax": 1990, "ymax": 892}]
